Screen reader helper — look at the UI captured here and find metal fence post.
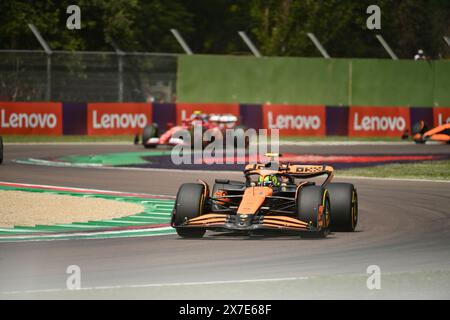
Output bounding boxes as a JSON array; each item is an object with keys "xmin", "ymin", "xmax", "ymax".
[
  {"xmin": 375, "ymin": 34, "xmax": 398, "ymax": 60},
  {"xmin": 238, "ymin": 31, "xmax": 262, "ymax": 57},
  {"xmin": 117, "ymin": 53, "xmax": 124, "ymax": 102},
  {"xmin": 170, "ymin": 29, "xmax": 193, "ymax": 55},
  {"xmin": 28, "ymin": 24, "xmax": 53, "ymax": 100},
  {"xmin": 111, "ymin": 41, "xmax": 125, "ymax": 102},
  {"xmin": 46, "ymin": 54, "xmax": 52, "ymax": 101},
  {"xmin": 443, "ymin": 36, "xmax": 450, "ymax": 49},
  {"xmin": 306, "ymin": 33, "xmax": 331, "ymax": 59}
]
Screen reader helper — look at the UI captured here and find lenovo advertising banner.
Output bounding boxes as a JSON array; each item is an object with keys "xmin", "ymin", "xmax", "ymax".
[
  {"xmin": 176, "ymin": 103, "xmax": 240, "ymax": 125},
  {"xmin": 87, "ymin": 103, "xmax": 152, "ymax": 135},
  {"xmin": 349, "ymin": 106, "xmax": 410, "ymax": 137},
  {"xmin": 0, "ymin": 102, "xmax": 62, "ymax": 135},
  {"xmin": 262, "ymin": 104, "xmax": 326, "ymax": 136},
  {"xmin": 433, "ymin": 107, "xmax": 450, "ymax": 126}
]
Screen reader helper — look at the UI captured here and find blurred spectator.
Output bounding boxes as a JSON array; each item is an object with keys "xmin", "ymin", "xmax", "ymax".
[{"xmin": 414, "ymin": 49, "xmax": 427, "ymax": 60}]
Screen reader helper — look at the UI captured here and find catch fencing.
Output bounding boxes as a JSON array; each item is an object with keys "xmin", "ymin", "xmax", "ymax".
[{"xmin": 0, "ymin": 50, "xmax": 177, "ymax": 103}]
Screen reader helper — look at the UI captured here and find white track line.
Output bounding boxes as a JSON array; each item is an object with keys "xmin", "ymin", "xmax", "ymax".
[
  {"xmin": 101, "ymin": 220, "xmax": 155, "ymax": 224},
  {"xmin": 136, "ymin": 212, "xmax": 172, "ymax": 215},
  {"xmin": 0, "ymin": 226, "xmax": 174, "ymax": 240},
  {"xmin": 0, "ymin": 276, "xmax": 310, "ymax": 295},
  {"xmin": 0, "ymin": 230, "xmax": 175, "ymax": 243},
  {"xmin": 0, "ymin": 228, "xmax": 40, "ymax": 233},
  {"xmin": 129, "ymin": 215, "xmax": 170, "ymax": 219},
  {"xmin": 0, "ymin": 181, "xmax": 175, "ymax": 198},
  {"xmin": 54, "ymin": 224, "xmax": 107, "ymax": 229}
]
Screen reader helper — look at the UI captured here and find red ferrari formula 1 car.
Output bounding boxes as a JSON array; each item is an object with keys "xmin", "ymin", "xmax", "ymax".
[
  {"xmin": 412, "ymin": 121, "xmax": 450, "ymax": 144},
  {"xmin": 140, "ymin": 112, "xmax": 246, "ymax": 149},
  {"xmin": 171, "ymin": 154, "xmax": 358, "ymax": 238}
]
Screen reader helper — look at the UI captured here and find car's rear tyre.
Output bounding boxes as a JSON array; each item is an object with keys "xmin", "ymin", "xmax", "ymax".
[
  {"xmin": 327, "ymin": 183, "xmax": 358, "ymax": 232},
  {"xmin": 412, "ymin": 121, "xmax": 428, "ymax": 144},
  {"xmin": 0, "ymin": 136, "xmax": 3, "ymax": 165},
  {"xmin": 296, "ymin": 185, "xmax": 330, "ymax": 238},
  {"xmin": 413, "ymin": 136, "xmax": 426, "ymax": 144},
  {"xmin": 142, "ymin": 124, "xmax": 158, "ymax": 149},
  {"xmin": 173, "ymin": 183, "xmax": 206, "ymax": 238}
]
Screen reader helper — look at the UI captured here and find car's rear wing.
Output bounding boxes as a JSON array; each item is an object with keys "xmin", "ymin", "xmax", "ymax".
[
  {"xmin": 286, "ymin": 164, "xmax": 334, "ymax": 185},
  {"xmin": 244, "ymin": 163, "xmax": 334, "ymax": 185}
]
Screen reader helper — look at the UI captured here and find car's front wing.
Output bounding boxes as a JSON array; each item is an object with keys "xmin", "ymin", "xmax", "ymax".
[{"xmin": 173, "ymin": 213, "xmax": 318, "ymax": 232}]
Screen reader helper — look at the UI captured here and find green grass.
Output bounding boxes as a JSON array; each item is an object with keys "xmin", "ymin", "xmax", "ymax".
[
  {"xmin": 339, "ymin": 160, "xmax": 450, "ymax": 180},
  {"xmin": 2, "ymin": 135, "xmax": 136, "ymax": 143}
]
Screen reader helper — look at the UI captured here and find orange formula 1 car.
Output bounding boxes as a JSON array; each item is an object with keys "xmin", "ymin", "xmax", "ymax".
[
  {"xmin": 412, "ymin": 121, "xmax": 450, "ymax": 144},
  {"xmin": 171, "ymin": 154, "xmax": 358, "ymax": 238}
]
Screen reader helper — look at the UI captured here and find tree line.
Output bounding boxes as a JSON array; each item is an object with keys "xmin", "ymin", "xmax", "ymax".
[{"xmin": 1, "ymin": 0, "xmax": 449, "ymax": 59}]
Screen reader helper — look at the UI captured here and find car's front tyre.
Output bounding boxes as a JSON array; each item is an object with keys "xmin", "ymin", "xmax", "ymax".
[
  {"xmin": 173, "ymin": 183, "xmax": 206, "ymax": 238},
  {"xmin": 142, "ymin": 124, "xmax": 158, "ymax": 148}
]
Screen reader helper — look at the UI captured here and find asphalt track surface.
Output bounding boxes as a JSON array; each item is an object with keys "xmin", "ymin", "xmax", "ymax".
[{"xmin": 0, "ymin": 143, "xmax": 449, "ymax": 299}]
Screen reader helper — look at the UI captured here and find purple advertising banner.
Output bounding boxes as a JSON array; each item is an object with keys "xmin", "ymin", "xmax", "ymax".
[
  {"xmin": 409, "ymin": 107, "xmax": 433, "ymax": 129},
  {"xmin": 326, "ymin": 106, "xmax": 348, "ymax": 136},
  {"xmin": 240, "ymin": 104, "xmax": 263, "ymax": 130},
  {"xmin": 152, "ymin": 103, "xmax": 176, "ymax": 132},
  {"xmin": 62, "ymin": 102, "xmax": 87, "ymax": 135}
]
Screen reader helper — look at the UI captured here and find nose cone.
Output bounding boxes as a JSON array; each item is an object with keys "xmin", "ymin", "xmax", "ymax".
[{"xmin": 237, "ymin": 186, "xmax": 273, "ymax": 214}]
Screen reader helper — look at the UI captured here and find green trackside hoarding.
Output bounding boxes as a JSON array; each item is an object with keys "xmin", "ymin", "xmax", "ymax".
[
  {"xmin": 434, "ymin": 60, "xmax": 450, "ymax": 106},
  {"xmin": 177, "ymin": 55, "xmax": 450, "ymax": 107}
]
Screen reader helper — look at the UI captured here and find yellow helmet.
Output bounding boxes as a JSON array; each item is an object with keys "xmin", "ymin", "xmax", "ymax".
[{"xmin": 258, "ymin": 175, "xmax": 281, "ymax": 187}]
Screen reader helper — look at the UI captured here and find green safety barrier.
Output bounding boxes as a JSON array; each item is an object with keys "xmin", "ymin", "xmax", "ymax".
[{"xmin": 177, "ymin": 55, "xmax": 450, "ymax": 107}]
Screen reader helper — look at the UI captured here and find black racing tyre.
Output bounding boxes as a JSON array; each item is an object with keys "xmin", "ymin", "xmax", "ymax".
[
  {"xmin": 142, "ymin": 123, "xmax": 158, "ymax": 148},
  {"xmin": 173, "ymin": 183, "xmax": 206, "ymax": 238},
  {"xmin": 411, "ymin": 121, "xmax": 428, "ymax": 135},
  {"xmin": 411, "ymin": 122, "xmax": 428, "ymax": 144},
  {"xmin": 327, "ymin": 183, "xmax": 358, "ymax": 232},
  {"xmin": 414, "ymin": 137, "xmax": 426, "ymax": 144},
  {"xmin": 0, "ymin": 136, "xmax": 3, "ymax": 165},
  {"xmin": 296, "ymin": 185, "xmax": 330, "ymax": 238}
]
